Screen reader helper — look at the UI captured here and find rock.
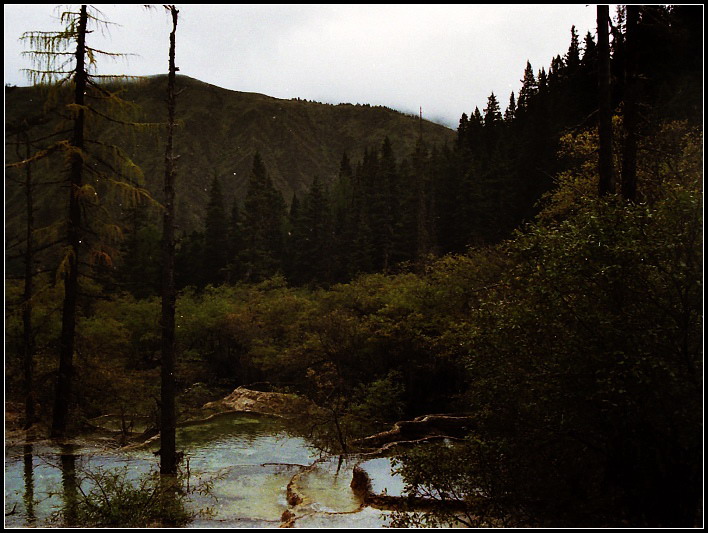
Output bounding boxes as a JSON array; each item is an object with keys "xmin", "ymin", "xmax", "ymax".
[
  {"xmin": 203, "ymin": 386, "xmax": 324, "ymax": 418},
  {"xmin": 280, "ymin": 509, "xmax": 296, "ymax": 528},
  {"xmin": 285, "ymin": 478, "xmax": 303, "ymax": 507},
  {"xmin": 350, "ymin": 465, "xmax": 373, "ymax": 501}
]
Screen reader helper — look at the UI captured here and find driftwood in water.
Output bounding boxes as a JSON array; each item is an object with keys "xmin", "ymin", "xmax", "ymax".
[{"xmin": 353, "ymin": 414, "xmax": 474, "ymax": 450}]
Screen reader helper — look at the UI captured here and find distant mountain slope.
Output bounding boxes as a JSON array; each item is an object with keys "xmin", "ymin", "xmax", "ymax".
[{"xmin": 5, "ymin": 75, "xmax": 455, "ymax": 233}]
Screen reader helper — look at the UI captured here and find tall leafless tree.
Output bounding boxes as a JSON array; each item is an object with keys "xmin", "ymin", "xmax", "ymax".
[
  {"xmin": 160, "ymin": 4, "xmax": 180, "ymax": 476},
  {"xmin": 597, "ymin": 5, "xmax": 615, "ymax": 196},
  {"xmin": 621, "ymin": 5, "xmax": 640, "ymax": 201}
]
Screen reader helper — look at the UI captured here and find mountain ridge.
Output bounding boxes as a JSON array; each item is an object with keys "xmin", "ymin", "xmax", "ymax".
[{"xmin": 5, "ymin": 74, "xmax": 456, "ymax": 233}]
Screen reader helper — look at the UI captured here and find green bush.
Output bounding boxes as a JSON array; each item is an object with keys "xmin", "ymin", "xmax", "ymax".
[{"xmin": 58, "ymin": 466, "xmax": 208, "ymax": 527}]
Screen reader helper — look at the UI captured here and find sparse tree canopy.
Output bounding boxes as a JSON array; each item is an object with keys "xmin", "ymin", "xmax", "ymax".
[{"xmin": 18, "ymin": 5, "xmax": 157, "ymax": 438}]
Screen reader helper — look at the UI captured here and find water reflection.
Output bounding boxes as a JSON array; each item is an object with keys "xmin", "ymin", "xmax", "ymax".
[
  {"xmin": 59, "ymin": 445, "xmax": 78, "ymax": 526},
  {"xmin": 5, "ymin": 413, "xmax": 394, "ymax": 528},
  {"xmin": 22, "ymin": 444, "xmax": 35, "ymax": 525}
]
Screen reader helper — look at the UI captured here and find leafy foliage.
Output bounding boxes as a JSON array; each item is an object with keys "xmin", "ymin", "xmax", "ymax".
[
  {"xmin": 56, "ymin": 465, "xmax": 211, "ymax": 527},
  {"xmin": 388, "ymin": 116, "xmax": 702, "ymax": 525}
]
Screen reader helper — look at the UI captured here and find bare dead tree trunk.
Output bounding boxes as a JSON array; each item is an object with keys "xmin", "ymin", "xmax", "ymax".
[
  {"xmin": 621, "ymin": 5, "xmax": 639, "ymax": 202},
  {"xmin": 52, "ymin": 4, "xmax": 88, "ymax": 439},
  {"xmin": 160, "ymin": 4, "xmax": 179, "ymax": 476},
  {"xmin": 19, "ymin": 128, "xmax": 36, "ymax": 430},
  {"xmin": 597, "ymin": 4, "xmax": 615, "ymax": 196}
]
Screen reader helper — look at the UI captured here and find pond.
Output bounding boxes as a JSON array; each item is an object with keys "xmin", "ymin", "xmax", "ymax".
[{"xmin": 4, "ymin": 412, "xmax": 400, "ymax": 528}]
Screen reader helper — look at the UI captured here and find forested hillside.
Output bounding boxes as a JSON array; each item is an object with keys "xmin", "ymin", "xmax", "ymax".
[
  {"xmin": 5, "ymin": 4, "xmax": 703, "ymax": 528},
  {"xmin": 5, "ymin": 75, "xmax": 455, "ymax": 235}
]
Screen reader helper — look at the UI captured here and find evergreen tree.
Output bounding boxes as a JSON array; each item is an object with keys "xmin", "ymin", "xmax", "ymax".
[
  {"xmin": 582, "ymin": 31, "xmax": 597, "ymax": 71},
  {"xmin": 471, "ymin": 107, "xmax": 484, "ymax": 129},
  {"xmin": 410, "ymin": 140, "xmax": 436, "ymax": 262},
  {"xmin": 203, "ymin": 174, "xmax": 229, "ymax": 284},
  {"xmin": 348, "ymin": 158, "xmax": 375, "ymax": 276},
  {"xmin": 52, "ymin": 5, "xmax": 89, "ymax": 439},
  {"xmin": 117, "ymin": 204, "xmax": 161, "ymax": 297},
  {"xmin": 483, "ymin": 93, "xmax": 502, "ymax": 126},
  {"xmin": 175, "ymin": 231, "xmax": 205, "ymax": 288},
  {"xmin": 330, "ymin": 152, "xmax": 359, "ymax": 282},
  {"xmin": 225, "ymin": 198, "xmax": 244, "ymax": 282},
  {"xmin": 517, "ymin": 61, "xmax": 538, "ymax": 113},
  {"xmin": 375, "ymin": 137, "xmax": 399, "ymax": 272},
  {"xmin": 565, "ymin": 25, "xmax": 581, "ymax": 75},
  {"xmin": 456, "ymin": 113, "xmax": 469, "ymax": 148},
  {"xmin": 241, "ymin": 153, "xmax": 286, "ymax": 281},
  {"xmin": 504, "ymin": 92, "xmax": 517, "ymax": 122},
  {"xmin": 287, "ymin": 175, "xmax": 333, "ymax": 285}
]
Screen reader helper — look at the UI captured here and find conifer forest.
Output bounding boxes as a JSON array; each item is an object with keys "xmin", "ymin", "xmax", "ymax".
[{"xmin": 4, "ymin": 4, "xmax": 703, "ymax": 528}]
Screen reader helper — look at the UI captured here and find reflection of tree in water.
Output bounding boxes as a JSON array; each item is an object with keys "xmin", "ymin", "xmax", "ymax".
[
  {"xmin": 59, "ymin": 445, "xmax": 78, "ymax": 526},
  {"xmin": 23, "ymin": 444, "xmax": 35, "ymax": 525}
]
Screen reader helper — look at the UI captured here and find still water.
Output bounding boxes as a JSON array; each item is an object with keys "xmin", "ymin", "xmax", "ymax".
[{"xmin": 5, "ymin": 413, "xmax": 397, "ymax": 528}]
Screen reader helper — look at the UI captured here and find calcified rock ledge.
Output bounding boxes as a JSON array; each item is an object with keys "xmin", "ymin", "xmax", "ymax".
[
  {"xmin": 121, "ymin": 386, "xmax": 325, "ymax": 450},
  {"xmin": 279, "ymin": 412, "xmax": 477, "ymax": 527},
  {"xmin": 352, "ymin": 413, "xmax": 475, "ymax": 452},
  {"xmin": 115, "ymin": 387, "xmax": 476, "ymax": 526},
  {"xmin": 279, "ymin": 457, "xmax": 374, "ymax": 528},
  {"xmin": 202, "ymin": 386, "xmax": 325, "ymax": 419}
]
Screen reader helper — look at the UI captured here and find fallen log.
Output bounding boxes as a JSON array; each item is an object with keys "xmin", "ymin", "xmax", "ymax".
[{"xmin": 353, "ymin": 414, "xmax": 474, "ymax": 450}]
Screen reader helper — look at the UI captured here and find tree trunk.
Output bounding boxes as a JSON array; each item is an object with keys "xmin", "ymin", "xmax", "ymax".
[
  {"xmin": 160, "ymin": 5, "xmax": 179, "ymax": 476},
  {"xmin": 51, "ymin": 4, "xmax": 88, "ymax": 439},
  {"xmin": 20, "ymin": 130, "xmax": 36, "ymax": 429},
  {"xmin": 597, "ymin": 4, "xmax": 615, "ymax": 196},
  {"xmin": 621, "ymin": 5, "xmax": 639, "ymax": 201}
]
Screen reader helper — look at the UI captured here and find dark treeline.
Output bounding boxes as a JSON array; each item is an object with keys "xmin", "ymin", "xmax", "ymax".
[{"xmin": 107, "ymin": 5, "xmax": 702, "ymax": 295}]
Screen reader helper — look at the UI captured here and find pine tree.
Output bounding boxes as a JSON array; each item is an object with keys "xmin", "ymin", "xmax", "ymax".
[
  {"xmin": 288, "ymin": 175, "xmax": 334, "ymax": 285},
  {"xmin": 225, "ymin": 199, "xmax": 244, "ymax": 282},
  {"xmin": 504, "ymin": 92, "xmax": 517, "ymax": 122},
  {"xmin": 241, "ymin": 153, "xmax": 286, "ymax": 281},
  {"xmin": 349, "ymin": 158, "xmax": 375, "ymax": 276},
  {"xmin": 457, "ymin": 113, "xmax": 469, "ymax": 148},
  {"xmin": 175, "ymin": 231, "xmax": 205, "ymax": 288},
  {"xmin": 330, "ymin": 152, "xmax": 358, "ymax": 282},
  {"xmin": 565, "ymin": 25, "xmax": 581, "ymax": 75},
  {"xmin": 376, "ymin": 138, "xmax": 399, "ymax": 272},
  {"xmin": 472, "ymin": 107, "xmax": 484, "ymax": 128},
  {"xmin": 53, "ymin": 4, "xmax": 89, "ymax": 439},
  {"xmin": 411, "ymin": 140, "xmax": 435, "ymax": 263},
  {"xmin": 483, "ymin": 93, "xmax": 503, "ymax": 135},
  {"xmin": 203, "ymin": 174, "xmax": 229, "ymax": 284},
  {"xmin": 22, "ymin": 5, "xmax": 154, "ymax": 437},
  {"xmin": 582, "ymin": 31, "xmax": 597, "ymax": 71},
  {"xmin": 517, "ymin": 61, "xmax": 538, "ymax": 113}
]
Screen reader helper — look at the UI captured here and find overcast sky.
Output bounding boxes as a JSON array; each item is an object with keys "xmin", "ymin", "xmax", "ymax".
[{"xmin": 4, "ymin": 4, "xmax": 600, "ymax": 128}]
